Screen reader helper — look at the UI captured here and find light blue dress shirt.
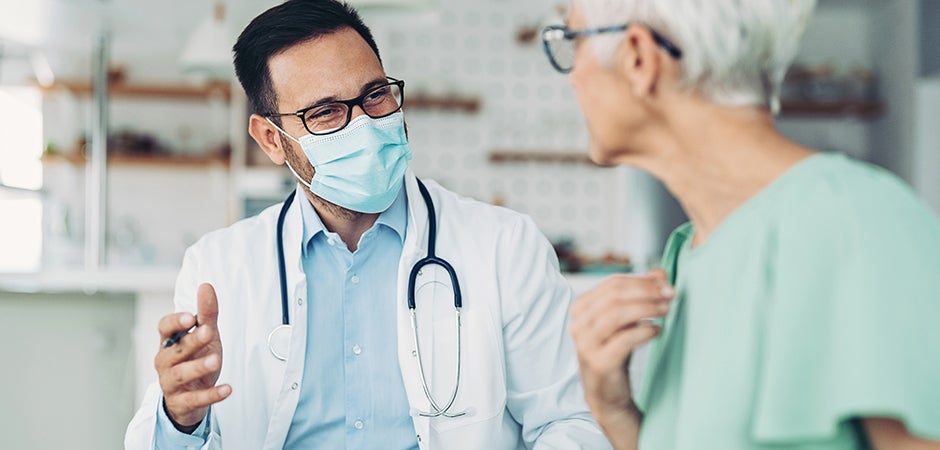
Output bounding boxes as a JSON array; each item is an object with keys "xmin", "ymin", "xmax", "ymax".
[{"xmin": 155, "ymin": 185, "xmax": 417, "ymax": 449}]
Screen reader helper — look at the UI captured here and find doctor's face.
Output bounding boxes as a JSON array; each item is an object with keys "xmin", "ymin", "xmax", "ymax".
[{"xmin": 266, "ymin": 27, "xmax": 388, "ymax": 182}]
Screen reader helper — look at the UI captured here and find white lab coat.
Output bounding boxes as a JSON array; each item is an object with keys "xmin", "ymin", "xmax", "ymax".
[{"xmin": 125, "ymin": 171, "xmax": 610, "ymax": 450}]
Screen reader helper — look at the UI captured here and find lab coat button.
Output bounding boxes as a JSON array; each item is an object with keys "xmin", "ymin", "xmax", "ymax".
[
  {"xmin": 297, "ymin": 298, "xmax": 303, "ymax": 306},
  {"xmin": 412, "ymin": 349, "xmax": 417, "ymax": 357},
  {"xmin": 417, "ymin": 434, "xmax": 422, "ymax": 442},
  {"xmin": 352, "ymin": 344, "xmax": 362, "ymax": 355},
  {"xmin": 354, "ymin": 420, "xmax": 364, "ymax": 430},
  {"xmin": 291, "ymin": 382, "xmax": 298, "ymax": 390}
]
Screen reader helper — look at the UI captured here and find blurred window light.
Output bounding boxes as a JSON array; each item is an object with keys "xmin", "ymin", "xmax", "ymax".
[
  {"xmin": 0, "ymin": 0, "xmax": 45, "ymax": 45},
  {"xmin": 0, "ymin": 86, "xmax": 44, "ymax": 272},
  {"xmin": 0, "ymin": 87, "xmax": 43, "ymax": 190}
]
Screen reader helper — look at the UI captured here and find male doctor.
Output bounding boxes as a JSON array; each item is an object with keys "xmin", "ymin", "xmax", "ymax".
[{"xmin": 125, "ymin": 0, "xmax": 608, "ymax": 449}]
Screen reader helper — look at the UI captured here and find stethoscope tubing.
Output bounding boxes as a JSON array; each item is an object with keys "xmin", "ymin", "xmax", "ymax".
[{"xmin": 273, "ymin": 179, "xmax": 466, "ymax": 417}]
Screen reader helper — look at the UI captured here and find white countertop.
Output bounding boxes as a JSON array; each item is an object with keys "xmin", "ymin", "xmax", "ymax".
[{"xmin": 0, "ymin": 267, "xmax": 180, "ymax": 294}]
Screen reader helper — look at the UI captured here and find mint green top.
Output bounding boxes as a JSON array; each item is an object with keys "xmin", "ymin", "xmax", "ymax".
[{"xmin": 635, "ymin": 153, "xmax": 940, "ymax": 449}]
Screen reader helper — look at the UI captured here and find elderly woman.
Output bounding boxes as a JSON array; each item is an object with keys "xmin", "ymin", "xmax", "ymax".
[{"xmin": 543, "ymin": 1, "xmax": 940, "ymax": 449}]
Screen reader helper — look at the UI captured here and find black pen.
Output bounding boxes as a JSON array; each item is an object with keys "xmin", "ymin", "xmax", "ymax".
[{"xmin": 162, "ymin": 315, "xmax": 198, "ymax": 348}]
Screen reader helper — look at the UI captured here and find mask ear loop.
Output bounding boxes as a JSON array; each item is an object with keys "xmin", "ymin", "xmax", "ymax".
[{"xmin": 266, "ymin": 117, "xmax": 314, "ymax": 189}]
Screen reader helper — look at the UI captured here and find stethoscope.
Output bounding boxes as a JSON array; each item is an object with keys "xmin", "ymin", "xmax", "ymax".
[{"xmin": 269, "ymin": 179, "xmax": 467, "ymax": 418}]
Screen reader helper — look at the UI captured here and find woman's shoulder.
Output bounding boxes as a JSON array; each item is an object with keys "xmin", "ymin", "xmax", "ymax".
[{"xmin": 773, "ymin": 152, "xmax": 940, "ymax": 239}]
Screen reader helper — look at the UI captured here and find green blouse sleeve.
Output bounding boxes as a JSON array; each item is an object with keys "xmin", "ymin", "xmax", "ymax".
[{"xmin": 750, "ymin": 180, "xmax": 940, "ymax": 444}]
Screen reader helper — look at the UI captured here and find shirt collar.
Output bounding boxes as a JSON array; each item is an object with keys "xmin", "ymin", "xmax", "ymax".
[{"xmin": 297, "ymin": 183, "xmax": 408, "ymax": 253}]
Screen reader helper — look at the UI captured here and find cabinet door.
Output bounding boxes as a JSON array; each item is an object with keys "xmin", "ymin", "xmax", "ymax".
[{"xmin": 0, "ymin": 292, "xmax": 135, "ymax": 450}]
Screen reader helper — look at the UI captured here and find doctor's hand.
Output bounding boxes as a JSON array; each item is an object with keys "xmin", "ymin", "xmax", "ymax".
[
  {"xmin": 570, "ymin": 270, "xmax": 673, "ymax": 447},
  {"xmin": 155, "ymin": 283, "xmax": 231, "ymax": 432}
]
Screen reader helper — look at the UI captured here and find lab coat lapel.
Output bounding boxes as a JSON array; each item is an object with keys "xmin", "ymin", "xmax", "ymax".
[
  {"xmin": 397, "ymin": 171, "xmax": 436, "ymax": 438},
  {"xmin": 263, "ymin": 186, "xmax": 309, "ymax": 450}
]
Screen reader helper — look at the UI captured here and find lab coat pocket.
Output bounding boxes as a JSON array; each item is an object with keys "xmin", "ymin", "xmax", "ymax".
[{"xmin": 426, "ymin": 292, "xmax": 505, "ymax": 433}]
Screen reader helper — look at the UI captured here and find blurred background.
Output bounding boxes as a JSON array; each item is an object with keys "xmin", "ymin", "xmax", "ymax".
[{"xmin": 0, "ymin": 0, "xmax": 937, "ymax": 448}]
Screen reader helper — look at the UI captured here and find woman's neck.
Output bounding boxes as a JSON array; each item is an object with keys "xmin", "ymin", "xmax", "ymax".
[{"xmin": 617, "ymin": 101, "xmax": 813, "ymax": 247}]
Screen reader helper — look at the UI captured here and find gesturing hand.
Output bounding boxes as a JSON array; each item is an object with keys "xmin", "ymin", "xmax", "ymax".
[
  {"xmin": 155, "ymin": 283, "xmax": 231, "ymax": 431},
  {"xmin": 570, "ymin": 270, "xmax": 674, "ymax": 420}
]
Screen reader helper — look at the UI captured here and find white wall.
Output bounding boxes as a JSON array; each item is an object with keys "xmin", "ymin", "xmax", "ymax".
[
  {"xmin": 914, "ymin": 78, "xmax": 940, "ymax": 213},
  {"xmin": 869, "ymin": 0, "xmax": 919, "ymax": 182}
]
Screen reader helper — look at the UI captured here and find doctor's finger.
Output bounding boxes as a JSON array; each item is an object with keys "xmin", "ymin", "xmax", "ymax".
[
  {"xmin": 161, "ymin": 353, "xmax": 223, "ymax": 394},
  {"xmin": 156, "ymin": 325, "xmax": 218, "ymax": 369},
  {"xmin": 158, "ymin": 312, "xmax": 196, "ymax": 341},
  {"xmin": 166, "ymin": 384, "xmax": 232, "ymax": 412},
  {"xmin": 196, "ymin": 283, "xmax": 220, "ymax": 328}
]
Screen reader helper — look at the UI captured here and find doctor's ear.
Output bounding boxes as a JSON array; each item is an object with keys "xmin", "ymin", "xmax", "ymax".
[
  {"xmin": 613, "ymin": 25, "xmax": 665, "ymax": 99},
  {"xmin": 248, "ymin": 114, "xmax": 288, "ymax": 165}
]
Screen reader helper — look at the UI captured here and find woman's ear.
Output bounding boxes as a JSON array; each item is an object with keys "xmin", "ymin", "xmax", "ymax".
[
  {"xmin": 248, "ymin": 114, "xmax": 288, "ymax": 165},
  {"xmin": 613, "ymin": 25, "xmax": 663, "ymax": 98}
]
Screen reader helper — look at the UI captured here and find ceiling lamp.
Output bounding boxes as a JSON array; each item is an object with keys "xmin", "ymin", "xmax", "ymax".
[{"xmin": 179, "ymin": 0, "xmax": 232, "ymax": 79}]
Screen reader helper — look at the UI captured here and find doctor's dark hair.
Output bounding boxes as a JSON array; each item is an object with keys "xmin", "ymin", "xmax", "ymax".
[{"xmin": 232, "ymin": 0, "xmax": 382, "ymax": 124}]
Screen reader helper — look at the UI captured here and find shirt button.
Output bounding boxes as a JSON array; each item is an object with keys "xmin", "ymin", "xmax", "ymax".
[
  {"xmin": 354, "ymin": 420, "xmax": 364, "ymax": 430},
  {"xmin": 351, "ymin": 275, "xmax": 360, "ymax": 284},
  {"xmin": 352, "ymin": 344, "xmax": 362, "ymax": 355},
  {"xmin": 327, "ymin": 238, "xmax": 336, "ymax": 246}
]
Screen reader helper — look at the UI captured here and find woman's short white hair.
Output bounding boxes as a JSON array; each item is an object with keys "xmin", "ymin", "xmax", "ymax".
[{"xmin": 575, "ymin": 0, "xmax": 816, "ymax": 112}]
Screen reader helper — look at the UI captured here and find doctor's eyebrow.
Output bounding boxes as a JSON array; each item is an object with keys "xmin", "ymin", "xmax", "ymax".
[{"xmin": 300, "ymin": 77, "xmax": 390, "ymax": 110}]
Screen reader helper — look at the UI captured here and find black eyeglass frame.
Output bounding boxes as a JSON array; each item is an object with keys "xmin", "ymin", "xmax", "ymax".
[
  {"xmin": 541, "ymin": 23, "xmax": 683, "ymax": 74},
  {"xmin": 263, "ymin": 77, "xmax": 406, "ymax": 136}
]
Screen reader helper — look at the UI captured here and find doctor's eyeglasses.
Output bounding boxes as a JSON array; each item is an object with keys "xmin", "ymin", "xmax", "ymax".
[
  {"xmin": 541, "ymin": 23, "xmax": 683, "ymax": 74},
  {"xmin": 264, "ymin": 77, "xmax": 405, "ymax": 135}
]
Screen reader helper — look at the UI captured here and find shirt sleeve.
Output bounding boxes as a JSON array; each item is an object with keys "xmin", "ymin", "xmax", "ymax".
[
  {"xmin": 750, "ymin": 182, "xmax": 940, "ymax": 444},
  {"xmin": 154, "ymin": 396, "xmax": 210, "ymax": 450},
  {"xmin": 496, "ymin": 214, "xmax": 612, "ymax": 449}
]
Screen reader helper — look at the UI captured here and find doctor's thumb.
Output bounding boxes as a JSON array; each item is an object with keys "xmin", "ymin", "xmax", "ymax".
[{"xmin": 197, "ymin": 283, "xmax": 220, "ymax": 326}]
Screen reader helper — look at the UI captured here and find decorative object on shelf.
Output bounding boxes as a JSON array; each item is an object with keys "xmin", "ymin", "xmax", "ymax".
[
  {"xmin": 552, "ymin": 238, "xmax": 633, "ymax": 274},
  {"xmin": 779, "ymin": 62, "xmax": 883, "ymax": 118},
  {"xmin": 516, "ymin": 4, "xmax": 568, "ymax": 45}
]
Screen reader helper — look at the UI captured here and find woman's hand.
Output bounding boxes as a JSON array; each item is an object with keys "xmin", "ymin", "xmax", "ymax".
[{"xmin": 570, "ymin": 270, "xmax": 674, "ymax": 449}]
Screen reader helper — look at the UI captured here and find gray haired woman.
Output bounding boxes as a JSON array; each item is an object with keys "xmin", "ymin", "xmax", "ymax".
[{"xmin": 544, "ymin": 0, "xmax": 940, "ymax": 449}]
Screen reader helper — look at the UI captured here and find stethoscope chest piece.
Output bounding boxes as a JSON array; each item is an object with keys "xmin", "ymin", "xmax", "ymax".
[{"xmin": 268, "ymin": 324, "xmax": 291, "ymax": 361}]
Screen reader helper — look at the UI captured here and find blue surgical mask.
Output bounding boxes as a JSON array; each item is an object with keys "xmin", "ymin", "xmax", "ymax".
[{"xmin": 270, "ymin": 111, "xmax": 412, "ymax": 213}]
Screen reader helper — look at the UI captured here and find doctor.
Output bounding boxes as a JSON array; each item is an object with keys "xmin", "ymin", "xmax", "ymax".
[{"xmin": 125, "ymin": 0, "xmax": 609, "ymax": 449}]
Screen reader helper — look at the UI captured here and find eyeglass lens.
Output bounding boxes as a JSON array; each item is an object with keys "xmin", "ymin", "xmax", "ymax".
[
  {"xmin": 304, "ymin": 83, "xmax": 403, "ymax": 134},
  {"xmin": 546, "ymin": 30, "xmax": 575, "ymax": 72}
]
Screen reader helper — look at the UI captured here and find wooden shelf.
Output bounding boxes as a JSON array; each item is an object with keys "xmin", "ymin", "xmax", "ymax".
[
  {"xmin": 779, "ymin": 100, "xmax": 884, "ymax": 118},
  {"xmin": 407, "ymin": 95, "xmax": 481, "ymax": 113},
  {"xmin": 40, "ymin": 80, "xmax": 231, "ymax": 101},
  {"xmin": 43, "ymin": 152, "xmax": 229, "ymax": 167},
  {"xmin": 489, "ymin": 150, "xmax": 611, "ymax": 166}
]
